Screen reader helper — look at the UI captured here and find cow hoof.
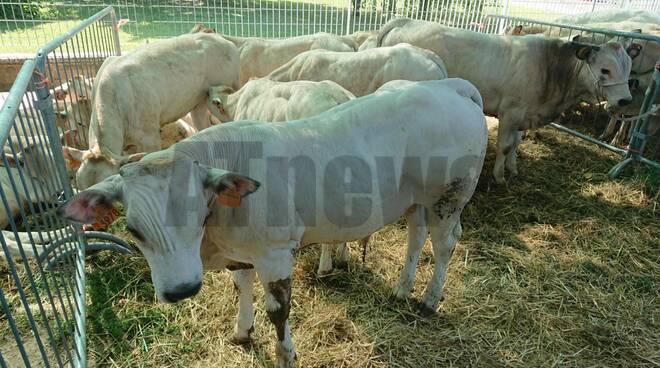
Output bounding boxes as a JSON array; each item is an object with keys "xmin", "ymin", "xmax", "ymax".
[
  {"xmin": 229, "ymin": 327, "xmax": 254, "ymax": 346},
  {"xmin": 334, "ymin": 260, "xmax": 348, "ymax": 270},
  {"xmin": 391, "ymin": 285, "xmax": 412, "ymax": 301},
  {"xmin": 317, "ymin": 268, "xmax": 333, "ymax": 277},
  {"xmin": 229, "ymin": 334, "xmax": 252, "ymax": 346},
  {"xmin": 417, "ymin": 303, "xmax": 437, "ymax": 317}
]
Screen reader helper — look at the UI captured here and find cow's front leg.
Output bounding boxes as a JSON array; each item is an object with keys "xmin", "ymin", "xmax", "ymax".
[
  {"xmin": 317, "ymin": 244, "xmax": 334, "ymax": 275},
  {"xmin": 230, "ymin": 269, "xmax": 255, "ymax": 344},
  {"xmin": 189, "ymin": 100, "xmax": 212, "ymax": 131},
  {"xmin": 256, "ymin": 249, "xmax": 296, "ymax": 367},
  {"xmin": 493, "ymin": 114, "xmax": 521, "ymax": 184},
  {"xmin": 505, "ymin": 131, "xmax": 524, "ymax": 177}
]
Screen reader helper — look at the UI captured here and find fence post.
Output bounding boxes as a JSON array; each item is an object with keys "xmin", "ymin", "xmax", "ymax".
[
  {"xmin": 33, "ymin": 49, "xmax": 88, "ymax": 368},
  {"xmin": 345, "ymin": 0, "xmax": 353, "ymax": 35},
  {"xmin": 498, "ymin": 0, "xmax": 511, "ymax": 34},
  {"xmin": 110, "ymin": 8, "xmax": 123, "ymax": 56}
]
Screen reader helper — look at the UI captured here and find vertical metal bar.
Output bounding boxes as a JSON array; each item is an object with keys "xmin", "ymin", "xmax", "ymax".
[
  {"xmin": 0, "ymin": 288, "xmax": 31, "ymax": 368},
  {"xmin": 110, "ymin": 8, "xmax": 123, "ymax": 55},
  {"xmin": 346, "ymin": 0, "xmax": 353, "ymax": 35}
]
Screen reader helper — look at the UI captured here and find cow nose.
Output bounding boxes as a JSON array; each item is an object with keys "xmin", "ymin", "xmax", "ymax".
[
  {"xmin": 618, "ymin": 98, "xmax": 632, "ymax": 106},
  {"xmin": 163, "ymin": 281, "xmax": 202, "ymax": 303}
]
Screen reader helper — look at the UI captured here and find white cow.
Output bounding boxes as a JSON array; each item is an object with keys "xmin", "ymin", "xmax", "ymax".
[
  {"xmin": 267, "ymin": 43, "xmax": 448, "ymax": 96},
  {"xmin": 503, "ymin": 23, "xmax": 659, "ymax": 149},
  {"xmin": 53, "ymin": 76, "xmax": 94, "ymax": 136},
  {"xmin": 207, "ymin": 79, "xmax": 355, "ymax": 123},
  {"xmin": 58, "ymin": 78, "xmax": 488, "ymax": 368},
  {"xmin": 221, "ymin": 33, "xmax": 358, "ymax": 86},
  {"xmin": 377, "ymin": 18, "xmax": 633, "ymax": 183},
  {"xmin": 62, "ymin": 32, "xmax": 240, "ymax": 190},
  {"xmin": 207, "ymin": 78, "xmax": 356, "ymax": 275},
  {"xmin": 1, "ymin": 134, "xmax": 63, "ymax": 229}
]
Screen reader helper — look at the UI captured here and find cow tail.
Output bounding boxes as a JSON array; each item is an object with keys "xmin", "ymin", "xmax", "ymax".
[
  {"xmin": 376, "ymin": 18, "xmax": 411, "ymax": 47},
  {"xmin": 455, "ymin": 80, "xmax": 483, "ymax": 110}
]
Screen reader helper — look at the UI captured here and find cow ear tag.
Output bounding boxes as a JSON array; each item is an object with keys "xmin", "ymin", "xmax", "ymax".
[
  {"xmin": 218, "ymin": 187, "xmax": 242, "ymax": 208},
  {"xmin": 86, "ymin": 206, "xmax": 121, "ymax": 231}
]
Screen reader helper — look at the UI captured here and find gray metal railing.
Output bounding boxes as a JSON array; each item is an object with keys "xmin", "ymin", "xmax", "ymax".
[
  {"xmin": 483, "ymin": 14, "xmax": 660, "ymax": 177},
  {"xmin": 1, "ymin": 7, "xmax": 132, "ymax": 367}
]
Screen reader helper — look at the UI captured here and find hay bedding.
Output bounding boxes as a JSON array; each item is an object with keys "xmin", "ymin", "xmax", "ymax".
[{"xmin": 78, "ymin": 121, "xmax": 658, "ymax": 367}]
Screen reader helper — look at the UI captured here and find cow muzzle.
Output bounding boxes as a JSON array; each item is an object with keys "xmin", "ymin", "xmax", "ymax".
[{"xmin": 162, "ymin": 281, "xmax": 202, "ymax": 303}]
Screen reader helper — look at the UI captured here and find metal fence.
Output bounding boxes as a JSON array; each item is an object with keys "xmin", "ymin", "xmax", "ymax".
[
  {"xmin": 2, "ymin": 0, "xmax": 659, "ymax": 53},
  {"xmin": 483, "ymin": 14, "xmax": 660, "ymax": 176},
  {"xmin": 0, "ymin": 7, "xmax": 130, "ymax": 367}
]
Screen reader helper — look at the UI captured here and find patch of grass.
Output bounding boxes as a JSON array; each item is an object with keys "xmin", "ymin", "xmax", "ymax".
[{"xmin": 81, "ymin": 122, "xmax": 660, "ymax": 367}]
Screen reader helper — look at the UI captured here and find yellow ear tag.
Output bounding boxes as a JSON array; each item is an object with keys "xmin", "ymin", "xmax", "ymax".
[
  {"xmin": 217, "ymin": 187, "xmax": 242, "ymax": 208},
  {"xmin": 87, "ymin": 206, "xmax": 120, "ymax": 231}
]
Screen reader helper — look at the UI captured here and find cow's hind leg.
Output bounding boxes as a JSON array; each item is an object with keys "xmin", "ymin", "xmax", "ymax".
[
  {"xmin": 335, "ymin": 242, "xmax": 350, "ymax": 270},
  {"xmin": 318, "ymin": 244, "xmax": 334, "ymax": 275},
  {"xmin": 230, "ymin": 269, "xmax": 256, "ymax": 344},
  {"xmin": 256, "ymin": 248, "xmax": 296, "ymax": 368},
  {"xmin": 420, "ymin": 211, "xmax": 462, "ymax": 314},
  {"xmin": 392, "ymin": 205, "xmax": 427, "ymax": 300}
]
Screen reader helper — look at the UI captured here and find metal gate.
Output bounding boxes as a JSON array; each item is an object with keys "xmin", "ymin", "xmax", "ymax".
[{"xmin": 0, "ymin": 7, "xmax": 128, "ymax": 367}]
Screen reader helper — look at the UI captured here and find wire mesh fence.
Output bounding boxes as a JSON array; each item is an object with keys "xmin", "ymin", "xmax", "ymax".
[
  {"xmin": 0, "ymin": 0, "xmax": 504, "ymax": 52},
  {"xmin": 0, "ymin": 7, "xmax": 123, "ymax": 367},
  {"xmin": 2, "ymin": 0, "xmax": 658, "ymax": 53},
  {"xmin": 482, "ymin": 14, "xmax": 660, "ymax": 176},
  {"xmin": 0, "ymin": 58, "xmax": 86, "ymax": 368}
]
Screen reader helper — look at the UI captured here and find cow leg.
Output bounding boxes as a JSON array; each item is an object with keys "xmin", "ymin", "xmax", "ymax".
[
  {"xmin": 392, "ymin": 205, "xmax": 427, "ymax": 300},
  {"xmin": 317, "ymin": 244, "xmax": 334, "ymax": 275},
  {"xmin": 256, "ymin": 249, "xmax": 296, "ymax": 368},
  {"xmin": 230, "ymin": 269, "xmax": 256, "ymax": 344},
  {"xmin": 612, "ymin": 120, "xmax": 631, "ymax": 146},
  {"xmin": 335, "ymin": 242, "xmax": 350, "ymax": 270},
  {"xmin": 493, "ymin": 115, "xmax": 520, "ymax": 184},
  {"xmin": 505, "ymin": 131, "xmax": 523, "ymax": 177},
  {"xmin": 420, "ymin": 211, "xmax": 462, "ymax": 314},
  {"xmin": 189, "ymin": 101, "xmax": 211, "ymax": 132},
  {"xmin": 600, "ymin": 116, "xmax": 619, "ymax": 140}
]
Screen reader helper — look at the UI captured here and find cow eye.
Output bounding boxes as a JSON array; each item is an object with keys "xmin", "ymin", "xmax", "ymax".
[{"xmin": 601, "ymin": 68, "xmax": 610, "ymax": 75}]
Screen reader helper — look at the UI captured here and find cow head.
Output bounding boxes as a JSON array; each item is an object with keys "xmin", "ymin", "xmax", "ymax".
[
  {"xmin": 63, "ymin": 147, "xmax": 145, "ymax": 189},
  {"xmin": 57, "ymin": 151, "xmax": 260, "ymax": 303},
  {"xmin": 207, "ymin": 85, "xmax": 234, "ymax": 123},
  {"xmin": 573, "ymin": 36, "xmax": 632, "ymax": 109}
]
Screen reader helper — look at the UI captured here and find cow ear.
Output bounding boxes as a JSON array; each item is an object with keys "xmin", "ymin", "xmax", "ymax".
[
  {"xmin": 63, "ymin": 130, "xmax": 78, "ymax": 147},
  {"xmin": 119, "ymin": 152, "xmax": 146, "ymax": 166},
  {"xmin": 575, "ymin": 46, "xmax": 591, "ymax": 60},
  {"xmin": 203, "ymin": 167, "xmax": 260, "ymax": 199},
  {"xmin": 57, "ymin": 174, "xmax": 122, "ymax": 223},
  {"xmin": 2, "ymin": 152, "xmax": 23, "ymax": 167},
  {"xmin": 63, "ymin": 146, "xmax": 85, "ymax": 168}
]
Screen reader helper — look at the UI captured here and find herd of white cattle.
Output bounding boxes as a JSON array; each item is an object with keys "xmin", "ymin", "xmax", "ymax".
[{"xmin": 2, "ymin": 8, "xmax": 658, "ymax": 367}]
